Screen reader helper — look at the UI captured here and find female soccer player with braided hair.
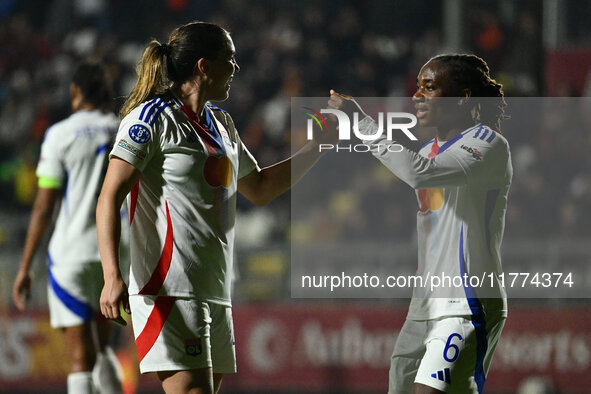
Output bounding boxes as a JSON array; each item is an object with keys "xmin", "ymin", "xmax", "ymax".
[
  {"xmin": 97, "ymin": 21, "xmax": 331, "ymax": 393},
  {"xmin": 329, "ymin": 54, "xmax": 511, "ymax": 394}
]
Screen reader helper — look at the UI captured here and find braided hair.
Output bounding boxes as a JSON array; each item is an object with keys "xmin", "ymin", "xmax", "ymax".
[{"xmin": 430, "ymin": 54, "xmax": 507, "ymax": 132}]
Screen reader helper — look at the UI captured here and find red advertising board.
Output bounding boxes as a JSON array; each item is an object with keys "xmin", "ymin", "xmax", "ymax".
[
  {"xmin": 546, "ymin": 49, "xmax": 591, "ymax": 96},
  {"xmin": 490, "ymin": 308, "xmax": 591, "ymax": 392},
  {"xmin": 227, "ymin": 303, "xmax": 401, "ymax": 392},
  {"xmin": 225, "ymin": 304, "xmax": 591, "ymax": 393},
  {"xmin": 1, "ymin": 305, "xmax": 590, "ymax": 393}
]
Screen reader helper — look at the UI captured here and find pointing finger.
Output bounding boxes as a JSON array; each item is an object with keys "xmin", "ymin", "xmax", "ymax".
[{"xmin": 330, "ymin": 89, "xmax": 353, "ymax": 99}]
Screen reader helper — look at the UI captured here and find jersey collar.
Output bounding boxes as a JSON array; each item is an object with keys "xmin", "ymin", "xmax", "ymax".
[{"xmin": 431, "ymin": 124, "xmax": 482, "ymax": 156}]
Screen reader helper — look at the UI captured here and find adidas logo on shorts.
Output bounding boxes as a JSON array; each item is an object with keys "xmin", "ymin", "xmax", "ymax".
[{"xmin": 431, "ymin": 367, "xmax": 451, "ymax": 384}]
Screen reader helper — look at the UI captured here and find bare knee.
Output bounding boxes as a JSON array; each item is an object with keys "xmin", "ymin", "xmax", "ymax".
[{"xmin": 64, "ymin": 324, "xmax": 97, "ymax": 372}]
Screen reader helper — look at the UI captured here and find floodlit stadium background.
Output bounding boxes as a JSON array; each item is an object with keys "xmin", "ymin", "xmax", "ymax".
[{"xmin": 1, "ymin": 0, "xmax": 591, "ymax": 393}]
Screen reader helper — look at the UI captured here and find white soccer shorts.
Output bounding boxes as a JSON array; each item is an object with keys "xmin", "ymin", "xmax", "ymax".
[
  {"xmin": 47, "ymin": 259, "xmax": 103, "ymax": 328},
  {"xmin": 129, "ymin": 295, "xmax": 236, "ymax": 374},
  {"xmin": 389, "ymin": 313, "xmax": 505, "ymax": 393}
]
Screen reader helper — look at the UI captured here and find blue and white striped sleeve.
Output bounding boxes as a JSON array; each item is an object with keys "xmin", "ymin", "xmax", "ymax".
[{"xmin": 110, "ymin": 100, "xmax": 164, "ymax": 171}]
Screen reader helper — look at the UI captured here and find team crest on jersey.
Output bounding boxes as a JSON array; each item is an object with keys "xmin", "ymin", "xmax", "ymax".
[
  {"xmin": 219, "ymin": 129, "xmax": 232, "ymax": 148},
  {"xmin": 184, "ymin": 338, "xmax": 202, "ymax": 357},
  {"xmin": 223, "ymin": 135, "xmax": 232, "ymax": 147},
  {"xmin": 129, "ymin": 124, "xmax": 151, "ymax": 144}
]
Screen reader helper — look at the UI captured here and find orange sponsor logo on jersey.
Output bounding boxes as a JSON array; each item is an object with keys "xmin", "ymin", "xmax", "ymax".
[
  {"xmin": 418, "ymin": 188, "xmax": 444, "ymax": 212},
  {"xmin": 204, "ymin": 155, "xmax": 233, "ymax": 188}
]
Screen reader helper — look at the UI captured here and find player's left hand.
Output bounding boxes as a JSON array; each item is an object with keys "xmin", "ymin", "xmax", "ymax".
[{"xmin": 13, "ymin": 269, "xmax": 32, "ymax": 311}]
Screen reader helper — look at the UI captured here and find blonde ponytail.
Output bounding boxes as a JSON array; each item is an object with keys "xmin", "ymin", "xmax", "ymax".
[
  {"xmin": 120, "ymin": 40, "xmax": 169, "ymax": 118},
  {"xmin": 120, "ymin": 22, "xmax": 230, "ymax": 118}
]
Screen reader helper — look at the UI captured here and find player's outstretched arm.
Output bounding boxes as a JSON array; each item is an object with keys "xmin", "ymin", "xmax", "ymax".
[
  {"xmin": 96, "ymin": 157, "xmax": 139, "ymax": 325},
  {"xmin": 327, "ymin": 89, "xmax": 502, "ymax": 189},
  {"xmin": 238, "ymin": 142, "xmax": 320, "ymax": 206},
  {"xmin": 238, "ymin": 117, "xmax": 338, "ymax": 206},
  {"xmin": 13, "ymin": 187, "xmax": 60, "ymax": 311}
]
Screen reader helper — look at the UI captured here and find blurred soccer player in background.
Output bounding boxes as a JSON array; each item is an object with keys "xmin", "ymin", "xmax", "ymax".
[
  {"xmin": 13, "ymin": 62, "xmax": 124, "ymax": 394},
  {"xmin": 97, "ymin": 21, "xmax": 332, "ymax": 394},
  {"xmin": 329, "ymin": 54, "xmax": 511, "ymax": 394}
]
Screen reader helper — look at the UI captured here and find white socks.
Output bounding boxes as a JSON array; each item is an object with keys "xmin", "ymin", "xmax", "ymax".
[
  {"xmin": 92, "ymin": 347, "xmax": 123, "ymax": 394},
  {"xmin": 67, "ymin": 347, "xmax": 123, "ymax": 394},
  {"xmin": 67, "ymin": 371, "xmax": 93, "ymax": 394}
]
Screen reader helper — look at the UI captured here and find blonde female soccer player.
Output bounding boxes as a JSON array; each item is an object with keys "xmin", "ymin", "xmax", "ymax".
[{"xmin": 97, "ymin": 21, "xmax": 331, "ymax": 394}]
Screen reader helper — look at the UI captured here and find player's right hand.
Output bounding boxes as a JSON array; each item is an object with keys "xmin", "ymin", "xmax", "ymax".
[
  {"xmin": 328, "ymin": 89, "xmax": 368, "ymax": 118},
  {"xmin": 100, "ymin": 276, "xmax": 130, "ymax": 326},
  {"xmin": 13, "ymin": 269, "xmax": 32, "ymax": 311}
]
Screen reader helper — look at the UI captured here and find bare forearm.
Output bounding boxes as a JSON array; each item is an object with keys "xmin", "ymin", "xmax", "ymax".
[
  {"xmin": 96, "ymin": 158, "xmax": 139, "ymax": 281},
  {"xmin": 19, "ymin": 188, "xmax": 58, "ymax": 273},
  {"xmin": 96, "ymin": 195, "xmax": 122, "ymax": 281},
  {"xmin": 19, "ymin": 206, "xmax": 53, "ymax": 272},
  {"xmin": 252, "ymin": 141, "xmax": 323, "ymax": 205}
]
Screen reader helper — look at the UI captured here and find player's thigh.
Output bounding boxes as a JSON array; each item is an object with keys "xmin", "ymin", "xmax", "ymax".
[
  {"xmin": 158, "ymin": 368, "xmax": 214, "ymax": 394},
  {"xmin": 129, "ymin": 296, "xmax": 213, "ymax": 374},
  {"xmin": 209, "ymin": 304, "xmax": 236, "ymax": 375},
  {"xmin": 389, "ymin": 319, "xmax": 429, "ymax": 394},
  {"xmin": 47, "ymin": 262, "xmax": 103, "ymax": 328},
  {"xmin": 414, "ymin": 315, "xmax": 505, "ymax": 394}
]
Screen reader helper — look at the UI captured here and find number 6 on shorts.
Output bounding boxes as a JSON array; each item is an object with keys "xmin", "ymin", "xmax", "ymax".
[{"xmin": 443, "ymin": 333, "xmax": 463, "ymax": 362}]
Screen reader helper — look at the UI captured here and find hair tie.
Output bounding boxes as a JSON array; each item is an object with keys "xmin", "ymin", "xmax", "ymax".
[{"xmin": 161, "ymin": 43, "xmax": 171, "ymax": 56}]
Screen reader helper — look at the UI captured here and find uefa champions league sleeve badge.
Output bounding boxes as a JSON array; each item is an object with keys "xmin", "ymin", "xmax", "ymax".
[{"xmin": 129, "ymin": 124, "xmax": 151, "ymax": 144}]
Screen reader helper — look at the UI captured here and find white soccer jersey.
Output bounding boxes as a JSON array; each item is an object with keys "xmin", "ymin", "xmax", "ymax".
[
  {"xmin": 359, "ymin": 117, "xmax": 512, "ymax": 320},
  {"xmin": 110, "ymin": 92, "xmax": 259, "ymax": 306},
  {"xmin": 37, "ymin": 109, "xmax": 119, "ymax": 266}
]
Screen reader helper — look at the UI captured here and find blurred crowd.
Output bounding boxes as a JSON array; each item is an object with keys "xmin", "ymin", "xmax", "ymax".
[{"xmin": 0, "ymin": 0, "xmax": 590, "ymax": 271}]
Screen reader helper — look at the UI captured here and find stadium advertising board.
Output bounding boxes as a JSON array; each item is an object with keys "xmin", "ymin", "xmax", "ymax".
[{"xmin": 2, "ymin": 306, "xmax": 590, "ymax": 392}]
